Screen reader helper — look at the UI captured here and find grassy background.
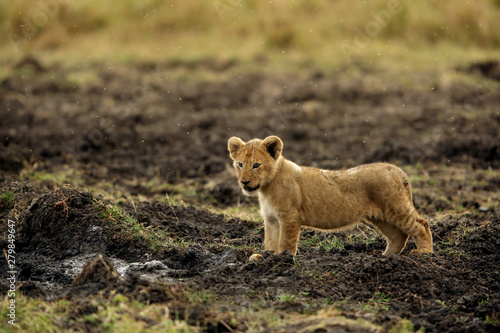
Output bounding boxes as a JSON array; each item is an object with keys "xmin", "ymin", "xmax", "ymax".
[{"xmin": 1, "ymin": 0, "xmax": 500, "ymax": 70}]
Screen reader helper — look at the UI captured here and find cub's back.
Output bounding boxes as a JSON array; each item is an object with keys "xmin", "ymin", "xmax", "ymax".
[{"xmin": 297, "ymin": 162, "xmax": 411, "ymax": 203}]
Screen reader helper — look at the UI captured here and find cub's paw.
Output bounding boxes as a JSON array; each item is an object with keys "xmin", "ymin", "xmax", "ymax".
[{"xmin": 249, "ymin": 254, "xmax": 263, "ymax": 263}]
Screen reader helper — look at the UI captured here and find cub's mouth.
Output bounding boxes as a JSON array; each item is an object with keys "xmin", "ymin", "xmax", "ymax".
[{"xmin": 243, "ymin": 184, "xmax": 260, "ymax": 192}]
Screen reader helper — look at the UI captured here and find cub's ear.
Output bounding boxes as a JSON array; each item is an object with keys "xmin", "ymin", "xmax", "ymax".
[
  {"xmin": 228, "ymin": 137, "xmax": 245, "ymax": 160},
  {"xmin": 262, "ymin": 136, "xmax": 283, "ymax": 160}
]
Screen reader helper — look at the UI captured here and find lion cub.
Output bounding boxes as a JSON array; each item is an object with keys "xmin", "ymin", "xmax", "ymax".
[{"xmin": 228, "ymin": 136, "xmax": 433, "ymax": 260}]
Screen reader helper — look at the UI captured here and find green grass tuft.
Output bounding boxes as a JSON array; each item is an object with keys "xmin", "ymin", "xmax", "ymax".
[
  {"xmin": 389, "ymin": 318, "xmax": 425, "ymax": 333},
  {"xmin": 0, "ymin": 191, "xmax": 15, "ymax": 207},
  {"xmin": 93, "ymin": 198, "xmax": 168, "ymax": 253}
]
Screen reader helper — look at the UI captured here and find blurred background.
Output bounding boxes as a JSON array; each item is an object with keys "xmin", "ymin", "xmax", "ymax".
[{"xmin": 2, "ymin": 0, "xmax": 500, "ymax": 70}]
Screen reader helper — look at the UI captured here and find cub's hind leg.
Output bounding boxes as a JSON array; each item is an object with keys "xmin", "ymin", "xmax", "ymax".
[
  {"xmin": 368, "ymin": 219, "xmax": 409, "ymax": 255},
  {"xmin": 389, "ymin": 209, "xmax": 433, "ymax": 254},
  {"xmin": 405, "ymin": 214, "xmax": 433, "ymax": 254}
]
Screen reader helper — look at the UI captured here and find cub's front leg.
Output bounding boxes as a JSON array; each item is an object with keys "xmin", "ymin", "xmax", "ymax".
[
  {"xmin": 249, "ymin": 215, "xmax": 280, "ymax": 262},
  {"xmin": 263, "ymin": 216, "xmax": 280, "ymax": 252}
]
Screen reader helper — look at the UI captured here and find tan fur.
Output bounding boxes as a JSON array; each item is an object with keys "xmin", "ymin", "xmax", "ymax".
[{"xmin": 228, "ymin": 136, "xmax": 433, "ymax": 257}]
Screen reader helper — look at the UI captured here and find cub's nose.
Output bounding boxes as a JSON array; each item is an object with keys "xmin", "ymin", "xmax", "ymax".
[{"xmin": 241, "ymin": 180, "xmax": 250, "ymax": 186}]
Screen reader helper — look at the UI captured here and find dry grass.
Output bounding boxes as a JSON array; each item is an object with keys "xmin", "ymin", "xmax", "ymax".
[
  {"xmin": 1, "ymin": 1, "xmax": 500, "ymax": 69},
  {"xmin": 0, "ymin": 293, "xmax": 196, "ymax": 333}
]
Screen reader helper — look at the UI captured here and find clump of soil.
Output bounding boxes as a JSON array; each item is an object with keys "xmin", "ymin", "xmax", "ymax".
[
  {"xmin": 18, "ymin": 188, "xmax": 106, "ymax": 259},
  {"xmin": 67, "ymin": 254, "xmax": 185, "ymax": 304},
  {"xmin": 466, "ymin": 60, "xmax": 500, "ymax": 81},
  {"xmin": 14, "ymin": 187, "xmax": 256, "ymax": 261},
  {"xmin": 72, "ymin": 254, "xmax": 122, "ymax": 286},
  {"xmin": 123, "ymin": 200, "xmax": 260, "ymax": 244}
]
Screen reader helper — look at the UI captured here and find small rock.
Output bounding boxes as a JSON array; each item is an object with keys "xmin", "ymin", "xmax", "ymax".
[{"xmin": 249, "ymin": 254, "xmax": 263, "ymax": 263}]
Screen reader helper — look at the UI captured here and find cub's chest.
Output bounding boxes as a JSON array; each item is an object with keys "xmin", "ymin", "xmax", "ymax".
[{"xmin": 259, "ymin": 195, "xmax": 278, "ymax": 219}]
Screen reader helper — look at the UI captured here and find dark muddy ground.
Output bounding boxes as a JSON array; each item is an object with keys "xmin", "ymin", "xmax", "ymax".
[{"xmin": 1, "ymin": 58, "xmax": 499, "ymax": 332}]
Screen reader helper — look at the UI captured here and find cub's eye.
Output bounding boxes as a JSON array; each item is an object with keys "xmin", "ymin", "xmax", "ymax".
[
  {"xmin": 252, "ymin": 163, "xmax": 261, "ymax": 169},
  {"xmin": 237, "ymin": 162, "xmax": 243, "ymax": 168}
]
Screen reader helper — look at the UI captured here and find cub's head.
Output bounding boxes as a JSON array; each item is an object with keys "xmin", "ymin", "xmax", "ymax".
[{"xmin": 227, "ymin": 136, "xmax": 283, "ymax": 196}]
